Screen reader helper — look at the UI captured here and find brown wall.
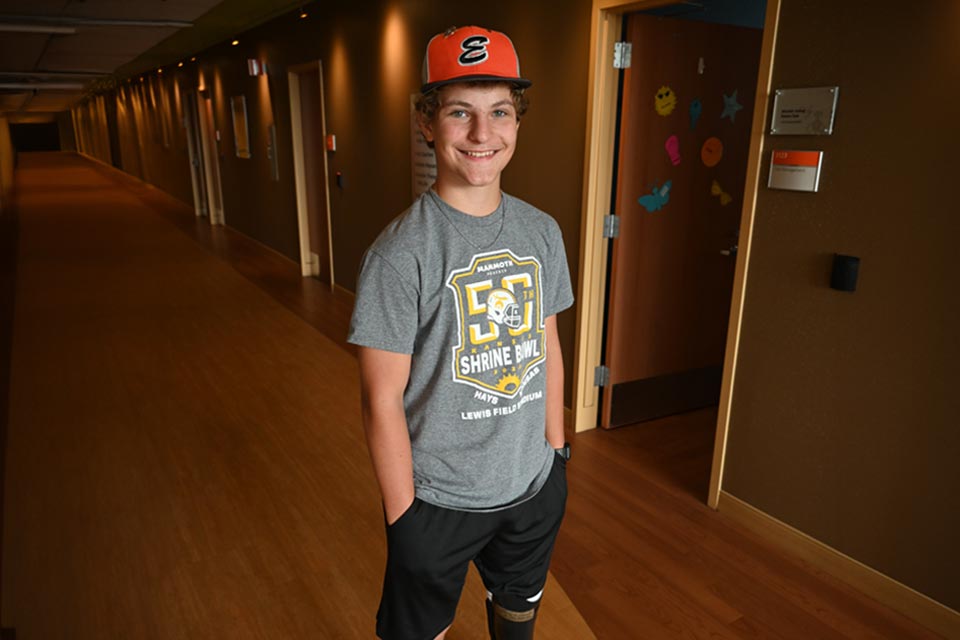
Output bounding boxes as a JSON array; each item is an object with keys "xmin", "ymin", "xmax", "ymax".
[
  {"xmin": 229, "ymin": 0, "xmax": 590, "ymax": 371},
  {"xmin": 56, "ymin": 112, "xmax": 77, "ymax": 152},
  {"xmin": 71, "ymin": 0, "xmax": 590, "ymax": 405},
  {"xmin": 116, "ymin": 77, "xmax": 196, "ymax": 203},
  {"xmin": 724, "ymin": 0, "xmax": 960, "ymax": 611},
  {"xmin": 0, "ymin": 118, "xmax": 12, "ymax": 213},
  {"xmin": 0, "ymin": 115, "xmax": 14, "ymax": 623}
]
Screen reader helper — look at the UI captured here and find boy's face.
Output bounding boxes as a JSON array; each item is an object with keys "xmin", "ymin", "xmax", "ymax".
[{"xmin": 420, "ymin": 83, "xmax": 520, "ymax": 192}]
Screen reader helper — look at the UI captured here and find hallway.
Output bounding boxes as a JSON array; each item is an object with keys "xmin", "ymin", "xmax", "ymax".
[
  {"xmin": 0, "ymin": 153, "xmax": 592, "ymax": 639},
  {"xmin": 1, "ymin": 153, "xmax": 941, "ymax": 639}
]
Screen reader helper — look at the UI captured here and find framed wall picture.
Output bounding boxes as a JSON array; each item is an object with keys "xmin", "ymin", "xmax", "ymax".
[{"xmin": 230, "ymin": 95, "xmax": 251, "ymax": 158}]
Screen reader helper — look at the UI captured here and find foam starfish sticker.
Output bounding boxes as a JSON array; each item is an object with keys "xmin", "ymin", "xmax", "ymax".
[{"xmin": 721, "ymin": 90, "xmax": 743, "ymax": 123}]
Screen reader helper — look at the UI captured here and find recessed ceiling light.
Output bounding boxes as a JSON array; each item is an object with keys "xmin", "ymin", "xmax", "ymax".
[{"xmin": 231, "ymin": 40, "xmax": 239, "ymax": 46}]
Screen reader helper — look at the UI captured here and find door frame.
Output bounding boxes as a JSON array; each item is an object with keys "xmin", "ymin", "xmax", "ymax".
[
  {"xmin": 183, "ymin": 91, "xmax": 208, "ymax": 218},
  {"xmin": 288, "ymin": 61, "xmax": 335, "ymax": 285},
  {"xmin": 195, "ymin": 90, "xmax": 226, "ymax": 225},
  {"xmin": 573, "ymin": 0, "xmax": 782, "ymax": 508}
]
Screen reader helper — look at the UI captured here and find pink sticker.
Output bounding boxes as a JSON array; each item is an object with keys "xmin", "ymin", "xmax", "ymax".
[{"xmin": 665, "ymin": 135, "xmax": 681, "ymax": 166}]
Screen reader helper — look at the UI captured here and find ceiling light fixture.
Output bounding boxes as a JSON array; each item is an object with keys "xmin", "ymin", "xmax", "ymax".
[
  {"xmin": 0, "ymin": 82, "xmax": 85, "ymax": 90},
  {"xmin": 231, "ymin": 39, "xmax": 239, "ymax": 46},
  {"xmin": 0, "ymin": 24, "xmax": 77, "ymax": 34},
  {"xmin": 0, "ymin": 15, "xmax": 193, "ymax": 28},
  {"xmin": 0, "ymin": 70, "xmax": 108, "ymax": 78},
  {"xmin": 177, "ymin": 62, "xmax": 183, "ymax": 68}
]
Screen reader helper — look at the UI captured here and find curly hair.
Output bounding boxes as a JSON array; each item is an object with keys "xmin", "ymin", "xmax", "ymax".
[{"xmin": 415, "ymin": 82, "xmax": 529, "ymax": 126}]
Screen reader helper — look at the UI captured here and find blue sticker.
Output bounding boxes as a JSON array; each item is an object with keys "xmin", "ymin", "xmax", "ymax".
[
  {"xmin": 721, "ymin": 90, "xmax": 743, "ymax": 123},
  {"xmin": 638, "ymin": 180, "xmax": 672, "ymax": 213},
  {"xmin": 689, "ymin": 99, "xmax": 702, "ymax": 129}
]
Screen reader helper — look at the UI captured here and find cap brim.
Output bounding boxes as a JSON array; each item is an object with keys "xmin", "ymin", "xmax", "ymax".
[{"xmin": 420, "ymin": 75, "xmax": 532, "ymax": 94}]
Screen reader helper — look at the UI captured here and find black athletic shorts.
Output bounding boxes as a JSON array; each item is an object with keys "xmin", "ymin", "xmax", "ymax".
[{"xmin": 375, "ymin": 452, "xmax": 567, "ymax": 640}]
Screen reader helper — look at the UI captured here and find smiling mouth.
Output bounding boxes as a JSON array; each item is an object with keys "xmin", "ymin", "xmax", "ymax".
[{"xmin": 462, "ymin": 150, "xmax": 497, "ymax": 158}]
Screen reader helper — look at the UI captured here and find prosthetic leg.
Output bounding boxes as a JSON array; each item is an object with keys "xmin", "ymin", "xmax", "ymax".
[{"xmin": 485, "ymin": 594, "xmax": 539, "ymax": 640}]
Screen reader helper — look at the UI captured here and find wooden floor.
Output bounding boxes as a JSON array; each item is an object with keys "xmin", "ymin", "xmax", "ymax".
[{"xmin": 1, "ymin": 153, "xmax": 942, "ymax": 639}]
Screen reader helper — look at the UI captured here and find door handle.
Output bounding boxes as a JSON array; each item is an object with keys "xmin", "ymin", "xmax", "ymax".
[{"xmin": 720, "ymin": 244, "xmax": 738, "ymax": 257}]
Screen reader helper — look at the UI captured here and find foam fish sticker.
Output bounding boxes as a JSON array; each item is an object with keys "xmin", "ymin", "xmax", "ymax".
[
  {"xmin": 638, "ymin": 180, "xmax": 672, "ymax": 212},
  {"xmin": 711, "ymin": 180, "xmax": 733, "ymax": 206},
  {"xmin": 689, "ymin": 98, "xmax": 702, "ymax": 129}
]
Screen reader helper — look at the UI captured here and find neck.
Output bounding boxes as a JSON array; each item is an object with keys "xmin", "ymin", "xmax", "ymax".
[{"xmin": 434, "ymin": 180, "xmax": 502, "ymax": 217}]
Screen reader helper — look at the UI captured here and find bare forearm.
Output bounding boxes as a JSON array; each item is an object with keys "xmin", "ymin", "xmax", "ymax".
[
  {"xmin": 545, "ymin": 317, "xmax": 565, "ymax": 449},
  {"xmin": 357, "ymin": 347, "xmax": 416, "ymax": 525},
  {"xmin": 362, "ymin": 398, "xmax": 416, "ymax": 523}
]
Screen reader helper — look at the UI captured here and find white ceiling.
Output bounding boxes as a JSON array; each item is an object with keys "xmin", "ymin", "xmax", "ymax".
[{"xmin": 0, "ymin": 0, "xmax": 303, "ymax": 116}]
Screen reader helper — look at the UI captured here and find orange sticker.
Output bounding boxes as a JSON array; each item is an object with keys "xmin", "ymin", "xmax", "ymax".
[{"xmin": 701, "ymin": 137, "xmax": 723, "ymax": 167}]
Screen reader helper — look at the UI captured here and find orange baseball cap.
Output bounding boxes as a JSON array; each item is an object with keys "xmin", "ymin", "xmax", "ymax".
[{"xmin": 421, "ymin": 26, "xmax": 531, "ymax": 93}]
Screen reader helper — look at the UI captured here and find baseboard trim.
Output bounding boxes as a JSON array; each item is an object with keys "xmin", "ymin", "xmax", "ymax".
[
  {"xmin": 718, "ymin": 491, "xmax": 959, "ymax": 639},
  {"xmin": 74, "ymin": 151, "xmax": 134, "ymax": 179}
]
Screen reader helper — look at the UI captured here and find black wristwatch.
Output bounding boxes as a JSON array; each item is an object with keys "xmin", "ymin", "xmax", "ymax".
[{"xmin": 554, "ymin": 442, "xmax": 571, "ymax": 461}]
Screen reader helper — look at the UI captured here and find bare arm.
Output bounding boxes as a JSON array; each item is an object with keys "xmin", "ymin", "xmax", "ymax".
[
  {"xmin": 544, "ymin": 315, "xmax": 565, "ymax": 449},
  {"xmin": 358, "ymin": 346, "xmax": 415, "ymax": 525}
]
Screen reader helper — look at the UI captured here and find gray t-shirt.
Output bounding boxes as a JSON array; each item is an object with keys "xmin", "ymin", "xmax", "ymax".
[{"xmin": 348, "ymin": 189, "xmax": 574, "ymax": 510}]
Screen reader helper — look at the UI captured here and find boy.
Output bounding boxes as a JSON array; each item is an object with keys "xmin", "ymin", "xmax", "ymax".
[{"xmin": 348, "ymin": 25, "xmax": 574, "ymax": 640}]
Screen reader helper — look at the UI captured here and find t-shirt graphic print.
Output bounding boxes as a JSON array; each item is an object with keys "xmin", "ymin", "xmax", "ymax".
[{"xmin": 447, "ymin": 249, "xmax": 545, "ymax": 404}]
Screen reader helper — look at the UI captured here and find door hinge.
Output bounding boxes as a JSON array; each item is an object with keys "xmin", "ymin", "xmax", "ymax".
[
  {"xmin": 613, "ymin": 42, "xmax": 632, "ymax": 69},
  {"xmin": 603, "ymin": 214, "xmax": 620, "ymax": 239},
  {"xmin": 594, "ymin": 365, "xmax": 610, "ymax": 387}
]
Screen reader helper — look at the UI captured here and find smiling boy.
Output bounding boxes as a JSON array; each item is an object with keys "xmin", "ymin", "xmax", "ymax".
[{"xmin": 348, "ymin": 26, "xmax": 574, "ymax": 640}]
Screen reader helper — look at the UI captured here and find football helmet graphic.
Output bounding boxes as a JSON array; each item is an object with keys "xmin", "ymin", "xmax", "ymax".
[{"xmin": 486, "ymin": 289, "xmax": 522, "ymax": 329}]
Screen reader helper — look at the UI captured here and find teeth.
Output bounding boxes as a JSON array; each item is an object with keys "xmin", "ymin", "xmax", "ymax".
[{"xmin": 464, "ymin": 150, "xmax": 495, "ymax": 158}]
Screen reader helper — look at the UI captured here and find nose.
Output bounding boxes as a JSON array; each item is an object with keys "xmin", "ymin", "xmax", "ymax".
[{"xmin": 468, "ymin": 116, "xmax": 490, "ymax": 143}]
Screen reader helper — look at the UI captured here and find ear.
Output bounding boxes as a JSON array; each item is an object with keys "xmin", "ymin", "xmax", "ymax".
[{"xmin": 418, "ymin": 115, "xmax": 434, "ymax": 143}]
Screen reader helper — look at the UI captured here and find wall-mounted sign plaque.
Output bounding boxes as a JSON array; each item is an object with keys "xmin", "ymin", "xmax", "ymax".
[
  {"xmin": 230, "ymin": 95, "xmax": 251, "ymax": 158},
  {"xmin": 770, "ymin": 86, "xmax": 839, "ymax": 135},
  {"xmin": 768, "ymin": 150, "xmax": 823, "ymax": 192}
]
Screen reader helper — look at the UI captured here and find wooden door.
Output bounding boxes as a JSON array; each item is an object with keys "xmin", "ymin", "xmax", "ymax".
[{"xmin": 601, "ymin": 13, "xmax": 762, "ymax": 428}]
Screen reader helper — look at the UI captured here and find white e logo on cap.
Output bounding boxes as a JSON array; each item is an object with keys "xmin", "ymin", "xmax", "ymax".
[{"xmin": 459, "ymin": 36, "xmax": 490, "ymax": 66}]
